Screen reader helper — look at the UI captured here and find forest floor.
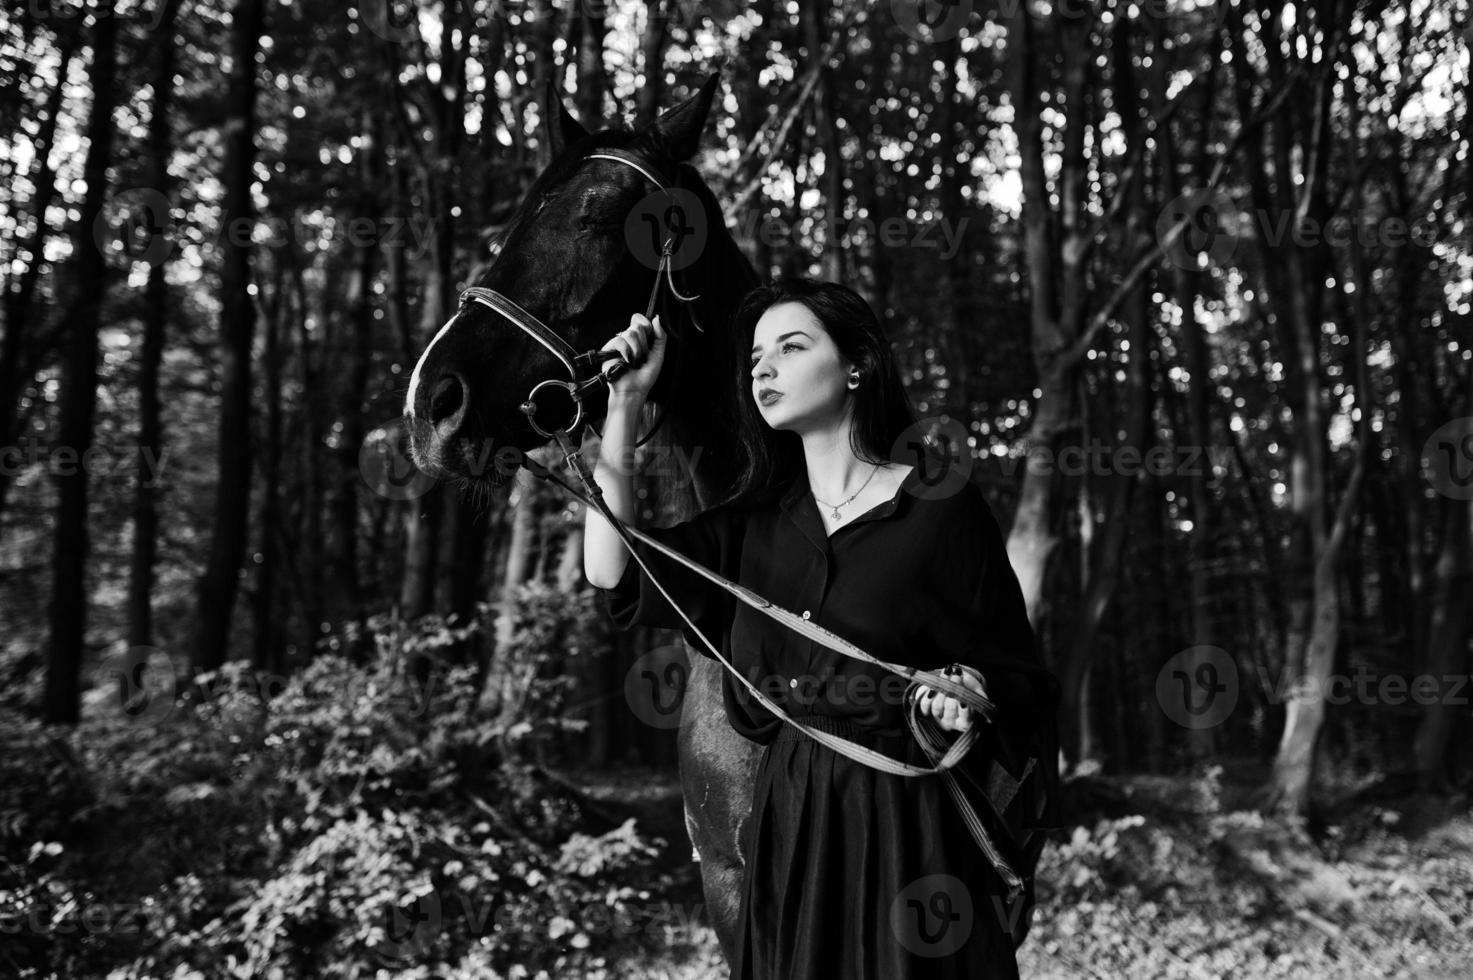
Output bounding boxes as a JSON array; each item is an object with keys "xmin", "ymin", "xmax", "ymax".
[{"xmin": 554, "ymin": 761, "xmax": 1473, "ymax": 980}]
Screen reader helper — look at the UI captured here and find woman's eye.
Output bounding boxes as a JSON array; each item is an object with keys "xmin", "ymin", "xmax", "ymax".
[{"xmin": 750, "ymin": 342, "xmax": 802, "ymax": 368}]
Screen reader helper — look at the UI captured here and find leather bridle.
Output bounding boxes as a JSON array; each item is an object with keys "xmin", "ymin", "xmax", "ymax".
[{"xmin": 454, "ymin": 148, "xmax": 705, "ymax": 442}]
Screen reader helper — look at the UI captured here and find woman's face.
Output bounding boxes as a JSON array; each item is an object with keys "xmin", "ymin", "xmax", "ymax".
[{"xmin": 748, "ymin": 302, "xmax": 853, "ymax": 433}]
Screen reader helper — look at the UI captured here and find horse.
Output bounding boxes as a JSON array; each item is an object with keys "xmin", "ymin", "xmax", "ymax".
[{"xmin": 404, "ymin": 74, "xmax": 762, "ymax": 964}]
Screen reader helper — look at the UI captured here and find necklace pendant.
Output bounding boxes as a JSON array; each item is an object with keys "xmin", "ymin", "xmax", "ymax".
[{"xmin": 831, "ymin": 506, "xmax": 842, "ymax": 520}]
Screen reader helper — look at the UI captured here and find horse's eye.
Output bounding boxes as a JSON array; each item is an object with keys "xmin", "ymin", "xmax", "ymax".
[{"xmin": 581, "ymin": 210, "xmax": 623, "ymax": 229}]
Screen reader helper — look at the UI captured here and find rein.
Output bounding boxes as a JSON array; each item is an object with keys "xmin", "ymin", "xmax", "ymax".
[{"xmin": 453, "ymin": 146, "xmax": 1033, "ymax": 898}]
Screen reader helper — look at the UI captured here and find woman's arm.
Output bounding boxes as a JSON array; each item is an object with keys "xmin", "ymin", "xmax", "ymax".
[
  {"xmin": 583, "ymin": 391, "xmax": 648, "ymax": 589},
  {"xmin": 584, "ymin": 313, "xmax": 665, "ymax": 589}
]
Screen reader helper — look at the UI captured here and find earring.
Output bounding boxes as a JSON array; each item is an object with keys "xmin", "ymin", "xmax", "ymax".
[{"xmin": 848, "ymin": 371, "xmax": 860, "ymax": 389}]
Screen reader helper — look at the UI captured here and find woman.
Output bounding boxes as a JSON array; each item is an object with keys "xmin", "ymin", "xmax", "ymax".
[{"xmin": 583, "ymin": 278, "xmax": 1061, "ymax": 979}]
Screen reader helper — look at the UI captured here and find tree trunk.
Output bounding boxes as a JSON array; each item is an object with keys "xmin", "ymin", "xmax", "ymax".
[
  {"xmin": 0, "ymin": 19, "xmax": 81, "ymax": 525},
  {"xmin": 799, "ymin": 0, "xmax": 845, "ymax": 283},
  {"xmin": 44, "ymin": 0, "xmax": 119, "ymax": 725},
  {"xmin": 324, "ymin": 107, "xmax": 380, "ymax": 627},
  {"xmin": 190, "ymin": 0, "xmax": 268, "ymax": 677},
  {"xmin": 573, "ymin": 0, "xmax": 605, "ymax": 125},
  {"xmin": 1262, "ymin": 3, "xmax": 1359, "ymax": 816},
  {"xmin": 253, "ymin": 257, "xmax": 285, "ymax": 674},
  {"xmin": 125, "ymin": 0, "xmax": 179, "ymax": 692},
  {"xmin": 1003, "ymin": 2, "xmax": 1095, "ymax": 652},
  {"xmin": 1155, "ymin": 12, "xmax": 1220, "ymax": 762},
  {"xmin": 635, "ymin": 0, "xmax": 669, "ymax": 128}
]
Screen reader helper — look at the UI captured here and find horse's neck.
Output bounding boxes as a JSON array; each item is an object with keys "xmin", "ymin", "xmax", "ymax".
[{"xmin": 662, "ymin": 218, "xmax": 757, "ymax": 510}]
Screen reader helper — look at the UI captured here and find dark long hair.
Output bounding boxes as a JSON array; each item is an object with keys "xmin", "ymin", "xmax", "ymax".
[{"xmin": 710, "ymin": 277, "xmax": 921, "ymax": 511}]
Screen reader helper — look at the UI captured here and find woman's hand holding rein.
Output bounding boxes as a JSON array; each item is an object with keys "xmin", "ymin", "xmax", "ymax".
[
  {"xmin": 603, "ymin": 313, "xmax": 665, "ymax": 403},
  {"xmin": 583, "ymin": 314, "xmax": 666, "ymax": 590}
]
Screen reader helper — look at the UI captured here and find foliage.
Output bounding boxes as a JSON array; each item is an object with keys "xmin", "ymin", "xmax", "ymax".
[{"xmin": 0, "ymin": 601, "xmax": 688, "ymax": 980}]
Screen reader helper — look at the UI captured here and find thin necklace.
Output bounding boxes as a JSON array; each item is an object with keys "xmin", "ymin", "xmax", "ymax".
[{"xmin": 811, "ymin": 463, "xmax": 882, "ymax": 521}]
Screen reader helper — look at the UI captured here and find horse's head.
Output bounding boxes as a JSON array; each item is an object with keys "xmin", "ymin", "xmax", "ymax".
[{"xmin": 404, "ymin": 74, "xmax": 751, "ymax": 491}]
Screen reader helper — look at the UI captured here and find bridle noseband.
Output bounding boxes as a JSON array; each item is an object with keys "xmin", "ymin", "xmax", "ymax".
[{"xmin": 456, "ymin": 148, "xmax": 706, "ymax": 441}]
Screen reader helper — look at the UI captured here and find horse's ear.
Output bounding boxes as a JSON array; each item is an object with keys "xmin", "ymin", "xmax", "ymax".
[
  {"xmin": 649, "ymin": 73, "xmax": 721, "ymax": 161},
  {"xmin": 546, "ymin": 77, "xmax": 589, "ymax": 158}
]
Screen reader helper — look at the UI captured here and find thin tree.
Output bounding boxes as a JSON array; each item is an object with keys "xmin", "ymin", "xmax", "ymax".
[
  {"xmin": 44, "ymin": 0, "xmax": 120, "ymax": 724},
  {"xmin": 125, "ymin": 0, "xmax": 182, "ymax": 687},
  {"xmin": 189, "ymin": 0, "xmax": 268, "ymax": 676}
]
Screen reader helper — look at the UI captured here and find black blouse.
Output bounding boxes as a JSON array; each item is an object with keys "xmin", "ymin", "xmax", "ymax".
[{"xmin": 596, "ymin": 465, "xmax": 1061, "ymax": 821}]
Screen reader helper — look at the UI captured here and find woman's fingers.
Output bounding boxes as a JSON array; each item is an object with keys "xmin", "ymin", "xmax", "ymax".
[{"xmin": 917, "ymin": 673, "xmax": 982, "ymax": 733}]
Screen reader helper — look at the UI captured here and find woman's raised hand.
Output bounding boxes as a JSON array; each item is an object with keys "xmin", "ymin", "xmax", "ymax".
[
  {"xmin": 601, "ymin": 313, "xmax": 666, "ymax": 401},
  {"xmin": 916, "ymin": 666, "xmax": 989, "ymax": 734}
]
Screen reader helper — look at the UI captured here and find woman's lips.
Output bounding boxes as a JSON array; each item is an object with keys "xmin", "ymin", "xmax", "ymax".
[{"xmin": 759, "ymin": 391, "xmax": 783, "ymax": 406}]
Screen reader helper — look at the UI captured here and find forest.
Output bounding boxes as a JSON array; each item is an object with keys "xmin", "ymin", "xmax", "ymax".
[{"xmin": 2, "ymin": 0, "xmax": 1471, "ymax": 977}]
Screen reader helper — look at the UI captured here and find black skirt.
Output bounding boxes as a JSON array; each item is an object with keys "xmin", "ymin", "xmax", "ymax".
[{"xmin": 732, "ymin": 715, "xmax": 1022, "ymax": 980}]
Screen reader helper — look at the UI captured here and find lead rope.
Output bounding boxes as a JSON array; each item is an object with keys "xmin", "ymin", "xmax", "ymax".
[{"xmin": 540, "ymin": 428, "xmax": 1027, "ymax": 898}]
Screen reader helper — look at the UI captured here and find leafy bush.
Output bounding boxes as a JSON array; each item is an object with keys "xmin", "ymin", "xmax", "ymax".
[{"xmin": 2, "ymin": 593, "xmax": 682, "ymax": 980}]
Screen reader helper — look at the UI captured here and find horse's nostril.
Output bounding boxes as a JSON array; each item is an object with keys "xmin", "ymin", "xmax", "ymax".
[{"xmin": 429, "ymin": 374, "xmax": 466, "ymax": 427}]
